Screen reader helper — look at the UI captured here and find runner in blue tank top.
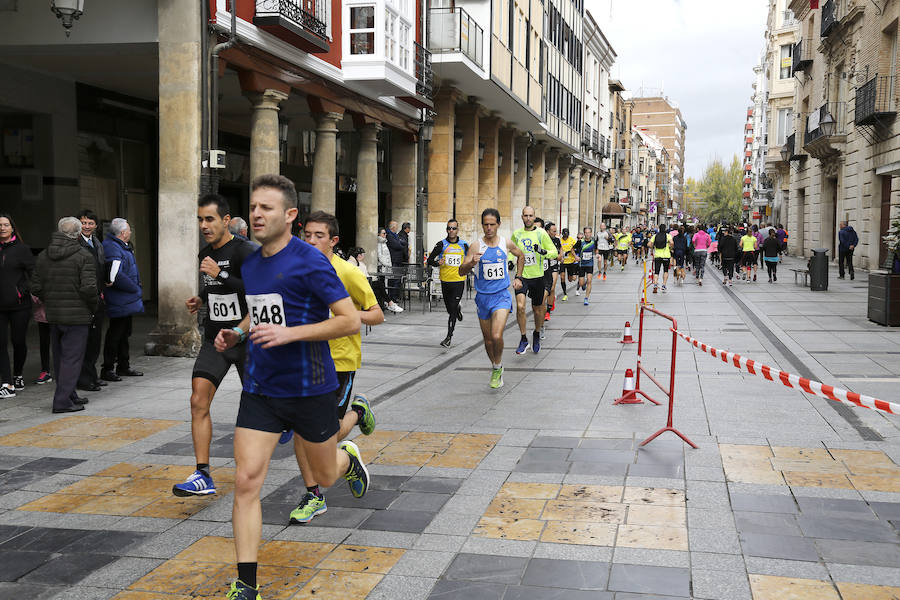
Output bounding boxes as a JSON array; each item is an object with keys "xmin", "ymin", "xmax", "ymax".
[{"xmin": 459, "ymin": 208, "xmax": 525, "ymax": 389}]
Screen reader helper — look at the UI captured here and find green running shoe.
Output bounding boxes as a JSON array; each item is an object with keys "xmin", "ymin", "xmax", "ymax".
[
  {"xmin": 351, "ymin": 394, "xmax": 376, "ymax": 435},
  {"xmin": 340, "ymin": 440, "xmax": 369, "ymax": 498},
  {"xmin": 289, "ymin": 491, "xmax": 327, "ymax": 524},
  {"xmin": 489, "ymin": 367, "xmax": 504, "ymax": 389},
  {"xmin": 226, "ymin": 580, "xmax": 261, "ymax": 600}
]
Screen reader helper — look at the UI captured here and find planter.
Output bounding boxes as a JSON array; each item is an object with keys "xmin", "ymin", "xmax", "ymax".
[{"xmin": 868, "ymin": 271, "xmax": 900, "ymax": 326}]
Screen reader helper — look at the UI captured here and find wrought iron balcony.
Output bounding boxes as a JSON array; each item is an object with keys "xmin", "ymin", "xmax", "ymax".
[
  {"xmin": 593, "ymin": 131, "xmax": 600, "ymax": 153},
  {"xmin": 786, "ymin": 132, "xmax": 806, "ymax": 161},
  {"xmin": 855, "ymin": 75, "xmax": 896, "ymax": 126},
  {"xmin": 791, "ymin": 39, "xmax": 813, "ymax": 75},
  {"xmin": 583, "ymin": 124, "xmax": 592, "ymax": 148},
  {"xmin": 414, "ymin": 42, "xmax": 434, "ymax": 100},
  {"xmin": 804, "ymin": 102, "xmax": 846, "ymax": 151},
  {"xmin": 427, "ymin": 7, "xmax": 483, "ymax": 68},
  {"xmin": 254, "ymin": 0, "xmax": 329, "ymax": 53},
  {"xmin": 821, "ymin": 0, "xmax": 837, "ymax": 37}
]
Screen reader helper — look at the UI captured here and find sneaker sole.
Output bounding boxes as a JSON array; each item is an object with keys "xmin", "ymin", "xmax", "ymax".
[
  {"xmin": 289, "ymin": 505, "xmax": 327, "ymax": 524},
  {"xmin": 490, "ymin": 378, "xmax": 505, "ymax": 389},
  {"xmin": 172, "ymin": 485, "xmax": 216, "ymax": 497},
  {"xmin": 340, "ymin": 440, "xmax": 370, "ymax": 498},
  {"xmin": 351, "ymin": 396, "xmax": 376, "ymax": 435},
  {"xmin": 515, "ymin": 344, "xmax": 530, "ymax": 355}
]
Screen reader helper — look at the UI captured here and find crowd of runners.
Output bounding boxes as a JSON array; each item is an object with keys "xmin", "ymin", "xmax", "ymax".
[{"xmin": 169, "ymin": 178, "xmax": 791, "ymax": 599}]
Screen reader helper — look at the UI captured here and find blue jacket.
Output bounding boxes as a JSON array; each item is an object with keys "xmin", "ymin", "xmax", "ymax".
[
  {"xmin": 838, "ymin": 226, "xmax": 858, "ymax": 251},
  {"xmin": 102, "ymin": 236, "xmax": 143, "ymax": 318}
]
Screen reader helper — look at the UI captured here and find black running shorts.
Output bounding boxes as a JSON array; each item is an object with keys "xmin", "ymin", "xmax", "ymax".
[
  {"xmin": 515, "ymin": 276, "xmax": 546, "ymax": 305},
  {"xmin": 742, "ymin": 251, "xmax": 756, "ymax": 267},
  {"xmin": 192, "ymin": 340, "xmax": 246, "ymax": 388},
  {"xmin": 579, "ymin": 265, "xmax": 594, "ymax": 276},
  {"xmin": 236, "ymin": 389, "xmax": 339, "ymax": 443},
  {"xmin": 564, "ymin": 263, "xmax": 579, "ymax": 277},
  {"xmin": 335, "ymin": 371, "xmax": 355, "ymax": 419},
  {"xmin": 653, "ymin": 257, "xmax": 670, "ymax": 275}
]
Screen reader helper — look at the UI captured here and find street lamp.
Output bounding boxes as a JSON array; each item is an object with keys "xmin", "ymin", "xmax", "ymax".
[
  {"xmin": 478, "ymin": 141, "xmax": 485, "ymax": 162},
  {"xmin": 50, "ymin": 0, "xmax": 84, "ymax": 36},
  {"xmin": 421, "ymin": 120, "xmax": 434, "ymax": 143},
  {"xmin": 454, "ymin": 129, "xmax": 463, "ymax": 152},
  {"xmin": 819, "ymin": 110, "xmax": 836, "ymax": 137},
  {"xmin": 780, "ymin": 144, "xmax": 791, "ymax": 163}
]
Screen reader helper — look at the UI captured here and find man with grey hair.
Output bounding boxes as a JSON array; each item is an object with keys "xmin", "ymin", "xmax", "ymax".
[
  {"xmin": 228, "ymin": 216, "xmax": 260, "ymax": 249},
  {"xmin": 31, "ymin": 217, "xmax": 98, "ymax": 412},
  {"xmin": 101, "ymin": 217, "xmax": 144, "ymax": 381}
]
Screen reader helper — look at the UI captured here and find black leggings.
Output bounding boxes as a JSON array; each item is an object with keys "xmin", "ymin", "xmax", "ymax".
[
  {"xmin": 722, "ymin": 259, "xmax": 736, "ymax": 280},
  {"xmin": 765, "ymin": 261, "xmax": 778, "ymax": 278},
  {"xmin": 38, "ymin": 322, "xmax": 51, "ymax": 372},
  {"xmin": 0, "ymin": 309, "xmax": 30, "ymax": 383},
  {"xmin": 441, "ymin": 281, "xmax": 465, "ymax": 337}
]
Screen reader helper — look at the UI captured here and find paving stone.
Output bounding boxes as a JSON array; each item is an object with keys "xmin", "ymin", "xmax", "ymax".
[
  {"xmin": 443, "ymin": 552, "xmax": 528, "ymax": 584},
  {"xmin": 21, "ymin": 553, "xmax": 117, "ymax": 585},
  {"xmin": 521, "ymin": 448, "xmax": 571, "ymax": 462},
  {"xmin": 461, "ymin": 537, "xmax": 537, "ymax": 558},
  {"xmin": 729, "ymin": 493, "xmax": 798, "ymax": 514},
  {"xmin": 0, "ymin": 582, "xmax": 61, "ymax": 600},
  {"xmin": 423, "ymin": 512, "xmax": 480, "ymax": 536},
  {"xmin": 568, "ymin": 449, "xmax": 635, "ymax": 464},
  {"xmin": 532, "ymin": 543, "xmax": 613, "ymax": 562},
  {"xmin": 0, "ymin": 550, "xmax": 54, "ymax": 581},
  {"xmin": 688, "ymin": 507, "xmax": 736, "ymax": 530},
  {"xmin": 400, "ymin": 477, "xmax": 464, "ymax": 494},
  {"xmin": 579, "ymin": 438, "xmax": 634, "ymax": 450},
  {"xmin": 0, "ymin": 527, "xmax": 93, "ymax": 552},
  {"xmin": 502, "ymin": 586, "xmax": 612, "ymax": 599},
  {"xmin": 870, "ymin": 501, "xmax": 900, "ymax": 521},
  {"xmin": 59, "ymin": 530, "xmax": 154, "ymax": 555},
  {"xmin": 794, "ymin": 496, "xmax": 875, "ymax": 517},
  {"xmin": 743, "ymin": 556, "xmax": 830, "ymax": 579},
  {"xmin": 691, "ymin": 568, "xmax": 752, "ymax": 600},
  {"xmin": 628, "ymin": 463, "xmax": 684, "ymax": 478},
  {"xmin": 359, "ymin": 509, "xmax": 435, "ymax": 533},
  {"xmin": 426, "ymin": 578, "xmax": 505, "ymax": 599},
  {"xmin": 826, "ymin": 562, "xmax": 900, "ymax": 587},
  {"xmin": 567, "ymin": 462, "xmax": 629, "ymax": 477},
  {"xmin": 390, "ymin": 492, "xmax": 452, "ymax": 512},
  {"xmin": 367, "ymin": 574, "xmax": 436, "ymax": 600},
  {"xmin": 612, "ymin": 547, "xmax": 690, "ymax": 568},
  {"xmin": 607, "ymin": 563, "xmax": 691, "ymax": 597},
  {"xmin": 690, "ymin": 552, "xmax": 746, "ymax": 572},
  {"xmin": 520, "ymin": 558, "xmax": 609, "ymax": 590},
  {"xmin": 739, "ymin": 531, "xmax": 819, "ymax": 561},
  {"xmin": 17, "ymin": 458, "xmax": 86, "ymax": 473},
  {"xmin": 74, "ymin": 556, "xmax": 163, "ymax": 588},
  {"xmin": 389, "ymin": 549, "xmax": 456, "ymax": 578},
  {"xmin": 512, "ymin": 460, "xmax": 571, "ymax": 473},
  {"xmin": 414, "ymin": 534, "xmax": 467, "ymax": 552},
  {"xmin": 796, "ymin": 514, "xmax": 899, "ymax": 542},
  {"xmin": 370, "ymin": 474, "xmax": 413, "ymax": 491},
  {"xmin": 611, "ymin": 594, "xmax": 683, "ymax": 600},
  {"xmin": 343, "ymin": 529, "xmax": 419, "ymax": 548},
  {"xmin": 814, "ymin": 539, "xmax": 900, "ymax": 567},
  {"xmin": 688, "ymin": 527, "xmax": 741, "ymax": 554},
  {"xmin": 733, "ymin": 511, "xmax": 801, "ymax": 536}
]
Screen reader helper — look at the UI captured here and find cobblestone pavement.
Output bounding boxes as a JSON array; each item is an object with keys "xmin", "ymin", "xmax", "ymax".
[{"xmin": 1, "ymin": 256, "xmax": 899, "ymax": 599}]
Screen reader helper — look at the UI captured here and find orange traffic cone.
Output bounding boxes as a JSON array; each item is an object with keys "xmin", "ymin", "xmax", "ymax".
[
  {"xmin": 613, "ymin": 368, "xmax": 642, "ymax": 404},
  {"xmin": 619, "ymin": 321, "xmax": 635, "ymax": 344}
]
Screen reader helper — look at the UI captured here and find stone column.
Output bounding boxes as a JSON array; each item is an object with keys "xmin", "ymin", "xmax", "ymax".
[
  {"xmin": 511, "ymin": 135, "xmax": 529, "ymax": 220},
  {"xmin": 391, "ymin": 130, "xmax": 417, "ymax": 260},
  {"xmin": 570, "ymin": 165, "xmax": 582, "ymax": 233},
  {"xmin": 497, "ymin": 127, "xmax": 515, "ymax": 239},
  {"xmin": 356, "ymin": 122, "xmax": 381, "ymax": 256},
  {"xmin": 478, "ymin": 116, "xmax": 500, "ymax": 236},
  {"xmin": 576, "ymin": 168, "xmax": 586, "ymax": 232},
  {"xmin": 528, "ymin": 143, "xmax": 545, "ymax": 215},
  {"xmin": 556, "ymin": 157, "xmax": 569, "ymax": 229},
  {"xmin": 148, "ymin": 0, "xmax": 203, "ymax": 356},
  {"xmin": 246, "ymin": 89, "xmax": 289, "ymax": 181},
  {"xmin": 454, "ymin": 102, "xmax": 480, "ymax": 244},
  {"xmin": 311, "ymin": 111, "xmax": 343, "ymax": 213},
  {"xmin": 426, "ymin": 88, "xmax": 459, "ymax": 247},
  {"xmin": 544, "ymin": 150, "xmax": 559, "ymax": 223}
]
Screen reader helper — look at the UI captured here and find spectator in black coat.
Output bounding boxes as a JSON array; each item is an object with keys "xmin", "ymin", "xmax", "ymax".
[
  {"xmin": 0, "ymin": 213, "xmax": 34, "ymax": 398},
  {"xmin": 76, "ymin": 210, "xmax": 106, "ymax": 391},
  {"xmin": 31, "ymin": 217, "xmax": 98, "ymax": 413},
  {"xmin": 838, "ymin": 221, "xmax": 859, "ymax": 280},
  {"xmin": 385, "ymin": 220, "xmax": 407, "ymax": 304},
  {"xmin": 400, "ymin": 222, "xmax": 412, "ymax": 263}
]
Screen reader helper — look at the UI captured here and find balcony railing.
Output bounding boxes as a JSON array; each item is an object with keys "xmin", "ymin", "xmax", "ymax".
[
  {"xmin": 583, "ymin": 124, "xmax": 592, "ymax": 148},
  {"xmin": 593, "ymin": 130, "xmax": 600, "ymax": 153},
  {"xmin": 855, "ymin": 75, "xmax": 896, "ymax": 125},
  {"xmin": 791, "ymin": 39, "xmax": 813, "ymax": 75},
  {"xmin": 821, "ymin": 0, "xmax": 837, "ymax": 37},
  {"xmin": 786, "ymin": 131, "xmax": 806, "ymax": 161},
  {"xmin": 255, "ymin": 0, "xmax": 327, "ymax": 40},
  {"xmin": 414, "ymin": 42, "xmax": 434, "ymax": 100},
  {"xmin": 427, "ymin": 7, "xmax": 483, "ymax": 68},
  {"xmin": 804, "ymin": 102, "xmax": 846, "ymax": 145}
]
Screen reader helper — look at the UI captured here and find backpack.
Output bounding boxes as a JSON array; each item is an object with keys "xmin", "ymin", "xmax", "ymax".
[{"xmin": 654, "ymin": 231, "xmax": 668, "ymax": 249}]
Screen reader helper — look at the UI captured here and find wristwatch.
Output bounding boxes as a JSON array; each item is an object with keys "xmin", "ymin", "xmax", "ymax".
[{"xmin": 217, "ymin": 271, "xmax": 229, "ymax": 281}]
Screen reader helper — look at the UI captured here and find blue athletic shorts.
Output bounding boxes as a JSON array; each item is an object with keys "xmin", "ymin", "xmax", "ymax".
[{"xmin": 475, "ymin": 290, "xmax": 512, "ymax": 320}]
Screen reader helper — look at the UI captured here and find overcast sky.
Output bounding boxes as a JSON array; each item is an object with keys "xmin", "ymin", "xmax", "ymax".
[{"xmin": 585, "ymin": 0, "xmax": 769, "ymax": 181}]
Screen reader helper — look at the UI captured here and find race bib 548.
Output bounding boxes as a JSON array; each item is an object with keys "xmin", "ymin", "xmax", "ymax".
[{"xmin": 246, "ymin": 293, "xmax": 286, "ymax": 326}]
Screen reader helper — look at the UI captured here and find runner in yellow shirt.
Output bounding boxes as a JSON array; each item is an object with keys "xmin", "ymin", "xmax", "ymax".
[
  {"xmin": 559, "ymin": 229, "xmax": 578, "ymax": 301},
  {"xmin": 740, "ymin": 230, "xmax": 759, "ymax": 282},
  {"xmin": 291, "ymin": 211, "xmax": 383, "ymax": 524},
  {"xmin": 615, "ymin": 228, "xmax": 632, "ymax": 270},
  {"xmin": 650, "ymin": 228, "xmax": 674, "ymax": 293}
]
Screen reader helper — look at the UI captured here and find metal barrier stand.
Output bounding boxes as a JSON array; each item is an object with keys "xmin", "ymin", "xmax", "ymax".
[{"xmin": 633, "ymin": 303, "xmax": 697, "ymax": 448}]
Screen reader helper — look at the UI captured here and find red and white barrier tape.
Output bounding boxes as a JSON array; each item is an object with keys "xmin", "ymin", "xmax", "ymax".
[{"xmin": 675, "ymin": 331, "xmax": 900, "ymax": 416}]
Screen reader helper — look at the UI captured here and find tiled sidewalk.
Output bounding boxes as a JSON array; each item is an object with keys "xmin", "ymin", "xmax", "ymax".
[{"xmin": 0, "ymin": 258, "xmax": 899, "ymax": 599}]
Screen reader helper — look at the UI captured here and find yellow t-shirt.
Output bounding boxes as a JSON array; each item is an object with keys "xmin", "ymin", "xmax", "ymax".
[
  {"xmin": 652, "ymin": 233, "xmax": 673, "ymax": 259},
  {"xmin": 741, "ymin": 235, "xmax": 757, "ymax": 252},
  {"xmin": 328, "ymin": 253, "xmax": 377, "ymax": 372},
  {"xmin": 439, "ymin": 240, "xmax": 467, "ymax": 283},
  {"xmin": 616, "ymin": 233, "xmax": 632, "ymax": 250},
  {"xmin": 560, "ymin": 237, "xmax": 578, "ymax": 264}
]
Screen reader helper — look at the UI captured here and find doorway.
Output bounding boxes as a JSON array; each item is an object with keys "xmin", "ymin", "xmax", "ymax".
[
  {"xmin": 880, "ymin": 175, "xmax": 893, "ymax": 267},
  {"xmin": 822, "ymin": 176, "xmax": 838, "ymax": 258}
]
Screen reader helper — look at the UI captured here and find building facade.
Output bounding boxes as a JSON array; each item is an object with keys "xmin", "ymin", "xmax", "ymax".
[
  {"xmin": 781, "ymin": 0, "xmax": 900, "ymax": 269},
  {"xmin": 630, "ymin": 95, "xmax": 686, "ymax": 211}
]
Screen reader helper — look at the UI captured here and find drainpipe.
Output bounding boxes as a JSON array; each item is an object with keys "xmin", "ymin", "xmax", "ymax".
[
  {"xmin": 209, "ymin": 2, "xmax": 238, "ymax": 193},
  {"xmin": 200, "ymin": 1, "xmax": 210, "ymax": 194}
]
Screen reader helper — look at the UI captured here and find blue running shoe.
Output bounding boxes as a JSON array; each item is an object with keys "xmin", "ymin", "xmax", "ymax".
[
  {"xmin": 278, "ymin": 429, "xmax": 293, "ymax": 445},
  {"xmin": 515, "ymin": 337, "xmax": 530, "ymax": 355},
  {"xmin": 227, "ymin": 580, "xmax": 260, "ymax": 600},
  {"xmin": 532, "ymin": 332, "xmax": 541, "ymax": 354},
  {"xmin": 584, "ymin": 297, "xmax": 589, "ymax": 306},
  {"xmin": 172, "ymin": 470, "xmax": 216, "ymax": 497}
]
